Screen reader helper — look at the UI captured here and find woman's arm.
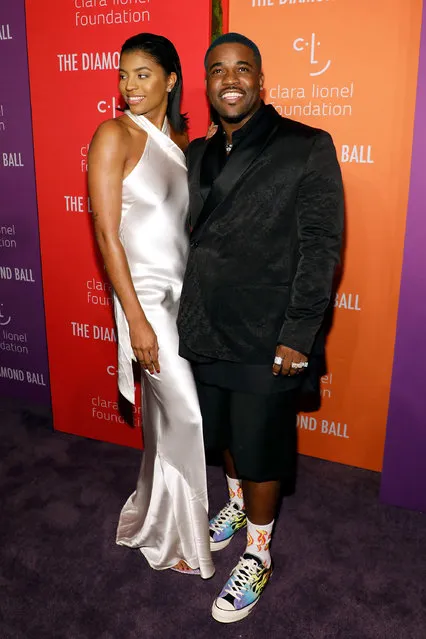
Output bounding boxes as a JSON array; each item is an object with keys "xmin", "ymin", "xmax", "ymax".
[{"xmin": 88, "ymin": 121, "xmax": 160, "ymax": 374}]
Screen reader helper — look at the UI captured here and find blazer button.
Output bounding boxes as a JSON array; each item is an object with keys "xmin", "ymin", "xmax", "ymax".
[{"xmin": 190, "ymin": 240, "xmax": 199, "ymax": 248}]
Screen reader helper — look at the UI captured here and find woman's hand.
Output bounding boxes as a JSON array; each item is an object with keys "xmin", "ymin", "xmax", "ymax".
[{"xmin": 129, "ymin": 317, "xmax": 160, "ymax": 374}]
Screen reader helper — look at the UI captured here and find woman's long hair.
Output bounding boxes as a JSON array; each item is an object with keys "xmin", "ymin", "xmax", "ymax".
[{"xmin": 121, "ymin": 33, "xmax": 188, "ymax": 134}]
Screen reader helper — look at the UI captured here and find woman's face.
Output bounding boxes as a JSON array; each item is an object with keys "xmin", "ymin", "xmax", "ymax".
[{"xmin": 119, "ymin": 50, "xmax": 175, "ymax": 119}]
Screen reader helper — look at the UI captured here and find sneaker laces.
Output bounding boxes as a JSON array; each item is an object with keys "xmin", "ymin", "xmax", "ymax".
[
  {"xmin": 210, "ymin": 502, "xmax": 243, "ymax": 534},
  {"xmin": 224, "ymin": 556, "xmax": 260, "ymax": 601}
]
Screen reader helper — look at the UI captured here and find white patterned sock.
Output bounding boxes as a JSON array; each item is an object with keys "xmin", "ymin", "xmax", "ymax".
[
  {"xmin": 245, "ymin": 519, "xmax": 274, "ymax": 568},
  {"xmin": 226, "ymin": 475, "xmax": 244, "ymax": 509}
]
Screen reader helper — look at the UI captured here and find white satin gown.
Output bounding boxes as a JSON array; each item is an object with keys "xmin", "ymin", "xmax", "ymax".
[{"xmin": 114, "ymin": 111, "xmax": 214, "ymax": 579}]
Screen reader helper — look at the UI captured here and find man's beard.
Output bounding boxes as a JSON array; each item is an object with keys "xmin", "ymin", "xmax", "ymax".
[
  {"xmin": 212, "ymin": 97, "xmax": 261, "ymax": 124},
  {"xmin": 219, "ymin": 111, "xmax": 249, "ymax": 124}
]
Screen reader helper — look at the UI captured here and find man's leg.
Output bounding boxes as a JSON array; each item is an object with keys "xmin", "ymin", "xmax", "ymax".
[
  {"xmin": 242, "ymin": 479, "xmax": 280, "ymax": 525},
  {"xmin": 195, "ymin": 381, "xmax": 247, "ymax": 550},
  {"xmin": 240, "ymin": 479, "xmax": 279, "ymax": 571},
  {"xmin": 211, "ymin": 390, "xmax": 298, "ymax": 623},
  {"xmin": 195, "ymin": 379, "xmax": 230, "ymax": 452},
  {"xmin": 223, "ymin": 449, "xmax": 244, "ymax": 507}
]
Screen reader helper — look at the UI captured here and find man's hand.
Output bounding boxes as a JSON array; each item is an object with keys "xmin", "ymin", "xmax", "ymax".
[{"xmin": 272, "ymin": 344, "xmax": 308, "ymax": 377}]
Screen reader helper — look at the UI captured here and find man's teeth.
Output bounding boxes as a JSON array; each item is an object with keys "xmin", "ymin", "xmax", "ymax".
[{"xmin": 222, "ymin": 92, "xmax": 243, "ymax": 99}]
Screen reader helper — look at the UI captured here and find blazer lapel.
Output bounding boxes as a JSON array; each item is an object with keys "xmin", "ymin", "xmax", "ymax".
[
  {"xmin": 188, "ymin": 190, "xmax": 204, "ymax": 232},
  {"xmin": 192, "ymin": 105, "xmax": 282, "ymax": 237}
]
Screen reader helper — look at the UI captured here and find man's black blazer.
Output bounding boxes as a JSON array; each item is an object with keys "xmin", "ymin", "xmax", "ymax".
[{"xmin": 177, "ymin": 105, "xmax": 344, "ymax": 365}]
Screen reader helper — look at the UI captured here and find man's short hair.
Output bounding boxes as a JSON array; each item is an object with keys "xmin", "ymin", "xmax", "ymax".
[{"xmin": 204, "ymin": 32, "xmax": 262, "ymax": 71}]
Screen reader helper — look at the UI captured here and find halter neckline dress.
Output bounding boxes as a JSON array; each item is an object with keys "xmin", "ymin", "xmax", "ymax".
[{"xmin": 114, "ymin": 111, "xmax": 214, "ymax": 579}]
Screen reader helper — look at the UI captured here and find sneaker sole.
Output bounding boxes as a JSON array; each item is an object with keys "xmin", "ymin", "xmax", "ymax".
[
  {"xmin": 211, "ymin": 597, "xmax": 259, "ymax": 623},
  {"xmin": 210, "ymin": 536, "xmax": 233, "ymax": 552}
]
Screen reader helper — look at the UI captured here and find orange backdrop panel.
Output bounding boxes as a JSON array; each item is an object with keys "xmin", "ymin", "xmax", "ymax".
[
  {"xmin": 229, "ymin": 0, "xmax": 422, "ymax": 470},
  {"xmin": 25, "ymin": 1, "xmax": 211, "ymax": 447}
]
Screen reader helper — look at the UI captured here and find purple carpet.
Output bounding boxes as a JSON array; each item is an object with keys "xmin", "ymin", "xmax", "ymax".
[{"xmin": 1, "ymin": 404, "xmax": 425, "ymax": 639}]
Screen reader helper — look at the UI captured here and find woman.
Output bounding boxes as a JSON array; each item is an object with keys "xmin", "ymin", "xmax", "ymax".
[{"xmin": 88, "ymin": 33, "xmax": 214, "ymax": 578}]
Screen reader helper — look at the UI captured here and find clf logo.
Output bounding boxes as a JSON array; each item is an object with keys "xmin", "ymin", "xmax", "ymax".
[
  {"xmin": 293, "ymin": 33, "xmax": 331, "ymax": 76},
  {"xmin": 97, "ymin": 97, "xmax": 119, "ymax": 114},
  {"xmin": 0, "ymin": 303, "xmax": 11, "ymax": 326}
]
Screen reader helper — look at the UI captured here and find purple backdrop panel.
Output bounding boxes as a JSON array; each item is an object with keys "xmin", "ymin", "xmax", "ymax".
[
  {"xmin": 0, "ymin": 1, "xmax": 50, "ymax": 405},
  {"xmin": 380, "ymin": 17, "xmax": 426, "ymax": 512}
]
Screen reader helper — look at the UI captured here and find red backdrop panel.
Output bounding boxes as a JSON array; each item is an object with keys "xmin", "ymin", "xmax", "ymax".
[{"xmin": 25, "ymin": 1, "xmax": 211, "ymax": 447}]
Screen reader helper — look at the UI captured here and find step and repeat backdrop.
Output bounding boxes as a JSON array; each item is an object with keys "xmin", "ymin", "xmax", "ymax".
[
  {"xmin": 23, "ymin": 0, "xmax": 211, "ymax": 447},
  {"xmin": 0, "ymin": 1, "xmax": 50, "ymax": 405},
  {"xmin": 228, "ymin": 0, "xmax": 423, "ymax": 471},
  {"xmin": 1, "ymin": 0, "xmax": 424, "ymax": 495}
]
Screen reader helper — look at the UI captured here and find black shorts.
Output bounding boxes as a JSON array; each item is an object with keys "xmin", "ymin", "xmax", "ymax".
[{"xmin": 195, "ymin": 379, "xmax": 298, "ymax": 483}]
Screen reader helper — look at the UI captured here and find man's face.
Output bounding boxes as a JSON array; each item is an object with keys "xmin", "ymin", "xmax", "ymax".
[{"xmin": 205, "ymin": 43, "xmax": 263, "ymax": 124}]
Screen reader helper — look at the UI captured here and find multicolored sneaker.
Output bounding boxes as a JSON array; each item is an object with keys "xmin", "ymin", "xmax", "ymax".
[
  {"xmin": 209, "ymin": 502, "xmax": 247, "ymax": 551},
  {"xmin": 212, "ymin": 553, "xmax": 273, "ymax": 623}
]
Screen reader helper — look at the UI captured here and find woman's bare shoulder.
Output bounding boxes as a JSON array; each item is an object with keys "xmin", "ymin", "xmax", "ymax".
[{"xmin": 90, "ymin": 116, "xmax": 130, "ymax": 148}]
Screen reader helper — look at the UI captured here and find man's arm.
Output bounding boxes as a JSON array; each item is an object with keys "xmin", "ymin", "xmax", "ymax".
[
  {"xmin": 185, "ymin": 137, "xmax": 207, "ymax": 232},
  {"xmin": 278, "ymin": 131, "xmax": 344, "ymax": 356}
]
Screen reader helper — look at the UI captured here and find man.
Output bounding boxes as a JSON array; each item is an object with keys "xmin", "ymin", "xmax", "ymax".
[{"xmin": 177, "ymin": 33, "xmax": 344, "ymax": 623}]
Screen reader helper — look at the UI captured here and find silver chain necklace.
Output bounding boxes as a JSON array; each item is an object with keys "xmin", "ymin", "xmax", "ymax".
[{"xmin": 225, "ymin": 142, "xmax": 233, "ymax": 154}]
